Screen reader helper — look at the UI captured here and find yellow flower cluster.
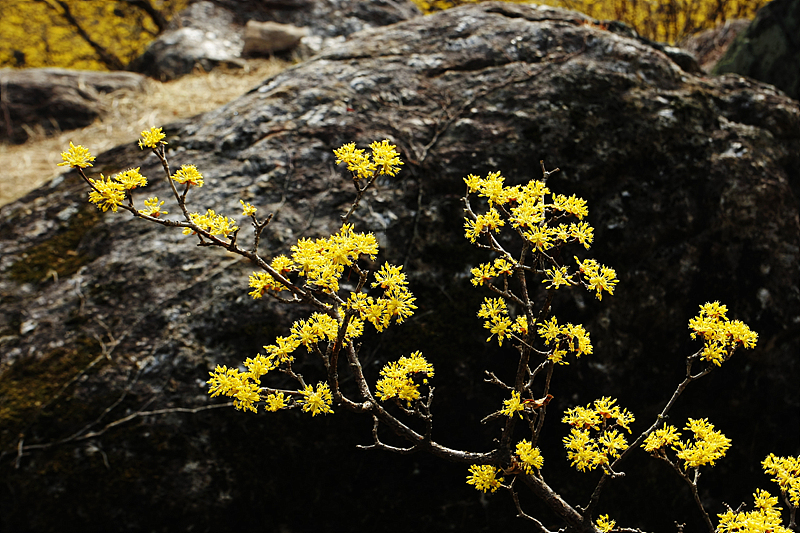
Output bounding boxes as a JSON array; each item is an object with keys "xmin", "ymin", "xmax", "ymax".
[
  {"xmin": 762, "ymin": 454, "xmax": 800, "ymax": 507},
  {"xmin": 644, "ymin": 418, "xmax": 731, "ymax": 469},
  {"xmin": 206, "ymin": 355, "xmax": 277, "ymax": 413},
  {"xmin": 542, "ymin": 265, "xmax": 573, "ymax": 289},
  {"xmin": 183, "ymin": 209, "xmax": 239, "ymax": 237},
  {"xmin": 114, "ymin": 167, "xmax": 148, "ymax": 190},
  {"xmin": 477, "ymin": 297, "xmax": 528, "ymax": 346},
  {"xmin": 58, "ymin": 141, "xmax": 96, "ymax": 168},
  {"xmin": 536, "ymin": 316, "xmax": 593, "ymax": 364},
  {"xmin": 82, "ymin": 167, "xmax": 149, "ymax": 212},
  {"xmin": 717, "ymin": 489, "xmax": 791, "ymax": 533},
  {"xmin": 642, "ymin": 425, "xmax": 681, "ymax": 452},
  {"xmin": 463, "ymin": 172, "xmax": 594, "ymax": 250},
  {"xmin": 292, "ymin": 224, "xmax": 379, "ymax": 293},
  {"xmin": 515, "ymin": 439, "xmax": 544, "ymax": 474},
  {"xmin": 333, "ymin": 139, "xmax": 403, "ymax": 179},
  {"xmin": 375, "ymin": 351, "xmax": 434, "ymax": 405},
  {"xmin": 86, "ymin": 174, "xmax": 126, "ymax": 212},
  {"xmin": 500, "ymin": 391, "xmax": 526, "ymax": 418},
  {"xmin": 464, "ymin": 207, "xmax": 504, "ymax": 243},
  {"xmin": 562, "ymin": 397, "xmax": 634, "ymax": 472},
  {"xmin": 290, "ymin": 312, "xmax": 340, "ymax": 352},
  {"xmin": 249, "ymin": 256, "xmax": 294, "ymax": 297},
  {"xmin": 264, "ymin": 392, "xmax": 287, "ymax": 412},
  {"xmin": 466, "ymin": 464, "xmax": 504, "ymax": 493},
  {"xmin": 171, "ymin": 164, "xmax": 204, "ymax": 187},
  {"xmin": 596, "ymin": 514, "xmax": 616, "ymax": 533},
  {"xmin": 259, "ymin": 312, "xmax": 365, "ymax": 365},
  {"xmin": 138, "ymin": 126, "xmax": 167, "ymax": 149},
  {"xmin": 141, "ymin": 197, "xmax": 167, "ymax": 217},
  {"xmin": 298, "ymin": 382, "xmax": 334, "ymax": 416},
  {"xmin": 239, "ymin": 199, "xmax": 257, "ymax": 217},
  {"xmin": 470, "ymin": 257, "xmax": 514, "ymax": 286},
  {"xmin": 688, "ymin": 301, "xmax": 758, "ymax": 366},
  {"xmin": 574, "ymin": 257, "xmax": 618, "ymax": 301},
  {"xmin": 348, "ymin": 263, "xmax": 417, "ymax": 332}
]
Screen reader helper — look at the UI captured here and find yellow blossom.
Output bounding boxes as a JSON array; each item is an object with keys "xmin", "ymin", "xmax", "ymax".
[
  {"xmin": 369, "ymin": 139, "xmax": 403, "ymax": 177},
  {"xmin": 58, "ymin": 141, "xmax": 95, "ymax": 168},
  {"xmin": 138, "ymin": 126, "xmax": 167, "ymax": 149},
  {"xmin": 463, "ymin": 173, "xmax": 482, "ymax": 193},
  {"xmin": 762, "ymin": 454, "xmax": 800, "ymax": 507},
  {"xmin": 87, "ymin": 174, "xmax": 125, "ymax": 212},
  {"xmin": 114, "ymin": 167, "xmax": 147, "ymax": 189},
  {"xmin": 552, "ymin": 193, "xmax": 589, "ymax": 220},
  {"xmin": 675, "ymin": 418, "xmax": 731, "ymax": 468},
  {"xmin": 500, "ymin": 391, "xmax": 525, "ymax": 419},
  {"xmin": 688, "ymin": 302, "xmax": 758, "ymax": 365},
  {"xmin": 466, "ymin": 464, "xmax": 504, "ymax": 493},
  {"xmin": 470, "ymin": 262, "xmax": 496, "ymax": 286},
  {"xmin": 140, "ymin": 197, "xmax": 167, "ymax": 217},
  {"xmin": 574, "ymin": 257, "xmax": 617, "ymax": 300},
  {"xmin": 516, "ymin": 440, "xmax": 544, "ymax": 473},
  {"xmin": 477, "ymin": 297, "xmax": 514, "ymax": 345},
  {"xmin": 596, "ymin": 514, "xmax": 616, "ymax": 533},
  {"xmin": 243, "ymin": 354, "xmax": 276, "ymax": 380},
  {"xmin": 524, "ymin": 225, "xmax": 552, "ymax": 252},
  {"xmin": 569, "ymin": 221, "xmax": 594, "ymax": 249},
  {"xmin": 643, "ymin": 425, "xmax": 682, "ymax": 452},
  {"xmin": 372, "ymin": 262, "xmax": 407, "ymax": 290},
  {"xmin": 562, "ymin": 405, "xmax": 602, "ymax": 430},
  {"xmin": 240, "ymin": 199, "xmax": 257, "ymax": 217},
  {"xmin": 264, "ymin": 392, "xmax": 287, "ymax": 412},
  {"xmin": 563, "ymin": 428, "xmax": 604, "ymax": 471},
  {"xmin": 562, "ymin": 399, "xmax": 633, "ymax": 472},
  {"xmin": 172, "ymin": 164, "xmax": 204, "ymax": 187},
  {"xmin": 184, "ymin": 209, "xmax": 238, "ymax": 237},
  {"xmin": 298, "ymin": 382, "xmax": 334, "ymax": 416},
  {"xmin": 206, "ymin": 365, "xmax": 261, "ymax": 413},
  {"xmin": 543, "ymin": 266, "xmax": 573, "ymax": 289},
  {"xmin": 375, "ymin": 351, "xmax": 434, "ymax": 405},
  {"xmin": 333, "ymin": 142, "xmax": 364, "ymax": 166},
  {"xmin": 263, "ymin": 335, "xmax": 302, "ymax": 364},
  {"xmin": 717, "ymin": 489, "xmax": 791, "ymax": 533}
]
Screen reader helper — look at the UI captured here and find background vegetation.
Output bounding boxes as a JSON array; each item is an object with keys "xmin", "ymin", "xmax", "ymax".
[{"xmin": 0, "ymin": 0, "xmax": 188, "ymax": 70}]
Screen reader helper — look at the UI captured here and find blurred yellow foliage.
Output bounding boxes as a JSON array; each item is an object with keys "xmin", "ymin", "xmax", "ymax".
[
  {"xmin": 411, "ymin": 0, "xmax": 767, "ymax": 43},
  {"xmin": 0, "ymin": 0, "xmax": 189, "ymax": 70}
]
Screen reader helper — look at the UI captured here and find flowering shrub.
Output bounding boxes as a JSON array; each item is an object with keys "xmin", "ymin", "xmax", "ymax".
[{"xmin": 59, "ymin": 130, "xmax": 798, "ymax": 533}]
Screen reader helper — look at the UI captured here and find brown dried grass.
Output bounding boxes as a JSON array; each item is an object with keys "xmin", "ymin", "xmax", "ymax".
[{"xmin": 0, "ymin": 58, "xmax": 289, "ymax": 207}]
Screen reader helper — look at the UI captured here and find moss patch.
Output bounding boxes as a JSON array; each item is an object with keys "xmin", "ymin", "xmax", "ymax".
[
  {"xmin": 7, "ymin": 203, "xmax": 105, "ymax": 284},
  {"xmin": 0, "ymin": 339, "xmax": 105, "ymax": 451}
]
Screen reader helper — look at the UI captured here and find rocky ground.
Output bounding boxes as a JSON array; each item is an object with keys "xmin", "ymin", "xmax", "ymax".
[{"xmin": 0, "ymin": 58, "xmax": 289, "ymax": 207}]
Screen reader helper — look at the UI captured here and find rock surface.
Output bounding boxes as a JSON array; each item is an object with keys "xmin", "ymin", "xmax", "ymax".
[
  {"xmin": 129, "ymin": 0, "xmax": 422, "ymax": 80},
  {"xmin": 1, "ymin": 3, "xmax": 798, "ymax": 532},
  {"xmin": 0, "ymin": 68, "xmax": 149, "ymax": 144},
  {"xmin": 714, "ymin": 0, "xmax": 800, "ymax": 100},
  {"xmin": 242, "ymin": 20, "xmax": 309, "ymax": 56},
  {"xmin": 679, "ymin": 18, "xmax": 750, "ymax": 73},
  {"xmin": 127, "ymin": 1, "xmax": 247, "ymax": 81}
]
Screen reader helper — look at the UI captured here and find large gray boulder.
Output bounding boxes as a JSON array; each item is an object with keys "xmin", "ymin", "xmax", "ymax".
[
  {"xmin": 714, "ymin": 0, "xmax": 800, "ymax": 100},
  {"xmin": 127, "ymin": 1, "xmax": 247, "ymax": 81},
  {"xmin": 0, "ymin": 68, "xmax": 148, "ymax": 144},
  {"xmin": 1, "ymin": 3, "xmax": 798, "ymax": 532}
]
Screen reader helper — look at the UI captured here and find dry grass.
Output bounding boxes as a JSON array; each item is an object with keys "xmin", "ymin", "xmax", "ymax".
[{"xmin": 0, "ymin": 58, "xmax": 290, "ymax": 207}]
